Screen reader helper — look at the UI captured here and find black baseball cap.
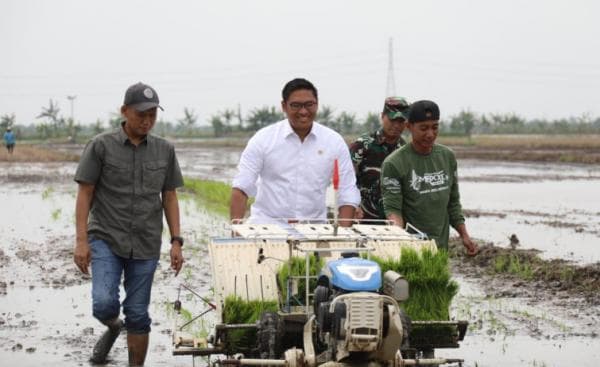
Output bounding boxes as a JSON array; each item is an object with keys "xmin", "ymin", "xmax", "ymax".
[
  {"xmin": 123, "ymin": 82, "xmax": 163, "ymax": 111},
  {"xmin": 408, "ymin": 100, "xmax": 440, "ymax": 123}
]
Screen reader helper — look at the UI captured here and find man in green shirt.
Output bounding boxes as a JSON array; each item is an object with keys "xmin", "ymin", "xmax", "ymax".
[{"xmin": 381, "ymin": 100, "xmax": 478, "ymax": 255}]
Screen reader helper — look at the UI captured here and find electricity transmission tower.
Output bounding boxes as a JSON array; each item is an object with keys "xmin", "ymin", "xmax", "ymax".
[
  {"xmin": 67, "ymin": 95, "xmax": 77, "ymax": 122},
  {"xmin": 385, "ymin": 38, "xmax": 397, "ymax": 97}
]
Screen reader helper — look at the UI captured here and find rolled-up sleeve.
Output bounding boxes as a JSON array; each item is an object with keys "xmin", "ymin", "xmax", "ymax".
[
  {"xmin": 336, "ymin": 139, "xmax": 360, "ymax": 207},
  {"xmin": 74, "ymin": 139, "xmax": 103, "ymax": 184},
  {"xmin": 163, "ymin": 145, "xmax": 184, "ymax": 191},
  {"xmin": 232, "ymin": 134, "xmax": 263, "ymax": 197}
]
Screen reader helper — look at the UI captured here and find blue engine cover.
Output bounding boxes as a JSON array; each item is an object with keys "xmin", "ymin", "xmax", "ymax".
[{"xmin": 326, "ymin": 257, "xmax": 382, "ymax": 292}]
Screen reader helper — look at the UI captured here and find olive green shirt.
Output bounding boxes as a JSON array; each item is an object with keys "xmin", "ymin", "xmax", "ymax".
[
  {"xmin": 74, "ymin": 126, "xmax": 183, "ymax": 259},
  {"xmin": 381, "ymin": 143, "xmax": 464, "ymax": 249}
]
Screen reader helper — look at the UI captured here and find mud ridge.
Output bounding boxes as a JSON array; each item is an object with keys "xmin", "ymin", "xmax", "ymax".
[{"xmin": 449, "ymin": 238, "xmax": 600, "ymax": 306}]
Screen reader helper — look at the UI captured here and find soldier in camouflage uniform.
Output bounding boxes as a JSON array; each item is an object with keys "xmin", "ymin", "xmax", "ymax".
[{"xmin": 350, "ymin": 97, "xmax": 410, "ymax": 222}]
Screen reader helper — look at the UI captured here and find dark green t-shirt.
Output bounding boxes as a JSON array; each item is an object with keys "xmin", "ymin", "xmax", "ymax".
[
  {"xmin": 381, "ymin": 143, "xmax": 464, "ymax": 249},
  {"xmin": 74, "ymin": 126, "xmax": 184, "ymax": 259}
]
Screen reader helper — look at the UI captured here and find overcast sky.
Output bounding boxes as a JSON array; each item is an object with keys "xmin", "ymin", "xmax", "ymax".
[{"xmin": 1, "ymin": 0, "xmax": 599, "ymax": 126}]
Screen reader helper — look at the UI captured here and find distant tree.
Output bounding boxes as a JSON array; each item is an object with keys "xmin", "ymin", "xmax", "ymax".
[
  {"xmin": 66, "ymin": 118, "xmax": 82, "ymax": 141},
  {"xmin": 245, "ymin": 106, "xmax": 284, "ymax": 131},
  {"xmin": 1, "ymin": 113, "xmax": 16, "ymax": 130},
  {"xmin": 37, "ymin": 99, "xmax": 62, "ymax": 136},
  {"xmin": 317, "ymin": 105, "xmax": 337, "ymax": 130},
  {"xmin": 489, "ymin": 113, "xmax": 525, "ymax": 133},
  {"xmin": 336, "ymin": 111, "xmax": 357, "ymax": 134},
  {"xmin": 236, "ymin": 104, "xmax": 244, "ymax": 131},
  {"xmin": 221, "ymin": 108, "xmax": 236, "ymax": 134},
  {"xmin": 362, "ymin": 112, "xmax": 380, "ymax": 133},
  {"xmin": 593, "ymin": 117, "xmax": 600, "ymax": 131},
  {"xmin": 177, "ymin": 107, "xmax": 198, "ymax": 134},
  {"xmin": 36, "ymin": 123, "xmax": 52, "ymax": 139},
  {"xmin": 93, "ymin": 119, "xmax": 104, "ymax": 135},
  {"xmin": 108, "ymin": 110, "xmax": 122, "ymax": 129},
  {"xmin": 210, "ymin": 115, "xmax": 225, "ymax": 137},
  {"xmin": 155, "ymin": 119, "xmax": 173, "ymax": 137},
  {"xmin": 479, "ymin": 114, "xmax": 492, "ymax": 133},
  {"xmin": 450, "ymin": 109, "xmax": 477, "ymax": 137}
]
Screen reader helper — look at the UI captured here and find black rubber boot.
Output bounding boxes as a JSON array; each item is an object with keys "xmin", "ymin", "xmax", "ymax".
[{"xmin": 90, "ymin": 318, "xmax": 123, "ymax": 364}]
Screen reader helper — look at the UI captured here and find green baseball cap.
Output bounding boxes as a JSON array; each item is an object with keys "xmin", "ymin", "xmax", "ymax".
[{"xmin": 383, "ymin": 96, "xmax": 410, "ymax": 120}]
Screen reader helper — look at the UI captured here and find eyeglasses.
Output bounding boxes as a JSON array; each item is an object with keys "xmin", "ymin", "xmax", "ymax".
[{"xmin": 288, "ymin": 101, "xmax": 317, "ymax": 111}]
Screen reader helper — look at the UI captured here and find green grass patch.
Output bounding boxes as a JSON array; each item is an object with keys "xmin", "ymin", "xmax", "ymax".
[
  {"xmin": 222, "ymin": 296, "xmax": 278, "ymax": 353},
  {"xmin": 183, "ymin": 178, "xmax": 232, "ymax": 217}
]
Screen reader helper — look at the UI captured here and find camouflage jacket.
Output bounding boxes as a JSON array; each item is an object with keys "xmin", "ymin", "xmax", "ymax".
[{"xmin": 349, "ymin": 129, "xmax": 406, "ymax": 219}]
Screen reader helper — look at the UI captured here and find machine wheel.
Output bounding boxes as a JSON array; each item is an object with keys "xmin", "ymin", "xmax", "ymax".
[
  {"xmin": 313, "ymin": 285, "xmax": 330, "ymax": 315},
  {"xmin": 399, "ymin": 309, "xmax": 412, "ymax": 349},
  {"xmin": 256, "ymin": 312, "xmax": 285, "ymax": 359}
]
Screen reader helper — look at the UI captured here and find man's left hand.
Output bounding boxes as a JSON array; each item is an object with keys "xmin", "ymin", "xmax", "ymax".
[{"xmin": 170, "ymin": 243, "xmax": 184, "ymax": 276}]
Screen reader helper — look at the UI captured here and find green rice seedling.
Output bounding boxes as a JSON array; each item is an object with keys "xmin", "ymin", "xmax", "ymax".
[
  {"xmin": 42, "ymin": 186, "xmax": 54, "ymax": 200},
  {"xmin": 370, "ymin": 248, "xmax": 458, "ymax": 321},
  {"xmin": 277, "ymin": 255, "xmax": 323, "ymax": 306},
  {"xmin": 493, "ymin": 254, "xmax": 534, "ymax": 280},
  {"xmin": 493, "ymin": 254, "xmax": 509, "ymax": 273},
  {"xmin": 51, "ymin": 208, "xmax": 61, "ymax": 221},
  {"xmin": 183, "ymin": 266, "xmax": 194, "ymax": 282},
  {"xmin": 365, "ymin": 249, "xmax": 461, "ymax": 348},
  {"xmin": 507, "ymin": 255, "xmax": 533, "ymax": 280},
  {"xmin": 559, "ymin": 267, "xmax": 575, "ymax": 283},
  {"xmin": 222, "ymin": 296, "xmax": 279, "ymax": 352}
]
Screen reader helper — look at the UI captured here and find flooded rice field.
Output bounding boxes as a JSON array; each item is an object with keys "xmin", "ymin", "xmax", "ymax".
[{"xmin": 0, "ymin": 145, "xmax": 599, "ymax": 366}]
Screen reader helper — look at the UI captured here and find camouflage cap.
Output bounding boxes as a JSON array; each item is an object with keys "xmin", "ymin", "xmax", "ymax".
[{"xmin": 383, "ymin": 96, "xmax": 410, "ymax": 120}]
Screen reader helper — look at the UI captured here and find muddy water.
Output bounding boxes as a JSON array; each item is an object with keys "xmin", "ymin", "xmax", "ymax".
[
  {"xmin": 459, "ymin": 159, "xmax": 600, "ymax": 264},
  {"xmin": 1, "ymin": 145, "xmax": 599, "ymax": 366}
]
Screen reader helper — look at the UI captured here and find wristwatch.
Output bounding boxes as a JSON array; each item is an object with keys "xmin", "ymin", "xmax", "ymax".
[{"xmin": 170, "ymin": 236, "xmax": 184, "ymax": 247}]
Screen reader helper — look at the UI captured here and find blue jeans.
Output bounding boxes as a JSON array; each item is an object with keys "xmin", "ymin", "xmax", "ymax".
[{"xmin": 90, "ymin": 238, "xmax": 158, "ymax": 334}]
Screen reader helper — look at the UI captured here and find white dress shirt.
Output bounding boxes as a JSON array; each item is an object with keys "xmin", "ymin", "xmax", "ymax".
[{"xmin": 232, "ymin": 119, "xmax": 360, "ymax": 223}]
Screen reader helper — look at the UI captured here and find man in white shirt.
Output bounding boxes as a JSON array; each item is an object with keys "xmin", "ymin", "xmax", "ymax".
[{"xmin": 230, "ymin": 78, "xmax": 360, "ymax": 225}]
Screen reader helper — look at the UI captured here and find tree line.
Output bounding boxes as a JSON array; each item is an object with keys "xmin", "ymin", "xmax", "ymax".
[{"xmin": 2, "ymin": 100, "xmax": 600, "ymax": 141}]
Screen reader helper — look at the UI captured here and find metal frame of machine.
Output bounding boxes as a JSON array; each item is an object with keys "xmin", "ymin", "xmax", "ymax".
[{"xmin": 172, "ymin": 220, "xmax": 467, "ymax": 366}]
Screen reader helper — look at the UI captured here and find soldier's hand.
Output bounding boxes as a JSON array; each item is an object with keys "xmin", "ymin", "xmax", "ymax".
[
  {"xmin": 170, "ymin": 243, "xmax": 184, "ymax": 276},
  {"xmin": 74, "ymin": 241, "xmax": 91, "ymax": 275}
]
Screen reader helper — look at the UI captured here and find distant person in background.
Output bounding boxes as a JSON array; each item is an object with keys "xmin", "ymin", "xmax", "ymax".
[
  {"xmin": 381, "ymin": 100, "xmax": 478, "ymax": 255},
  {"xmin": 74, "ymin": 82, "xmax": 185, "ymax": 365},
  {"xmin": 350, "ymin": 97, "xmax": 410, "ymax": 222},
  {"xmin": 3, "ymin": 126, "xmax": 15, "ymax": 154},
  {"xmin": 230, "ymin": 78, "xmax": 360, "ymax": 225}
]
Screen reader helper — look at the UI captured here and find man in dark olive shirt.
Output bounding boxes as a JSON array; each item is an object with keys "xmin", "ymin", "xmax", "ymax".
[
  {"xmin": 74, "ymin": 82, "xmax": 184, "ymax": 365},
  {"xmin": 381, "ymin": 100, "xmax": 478, "ymax": 255}
]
